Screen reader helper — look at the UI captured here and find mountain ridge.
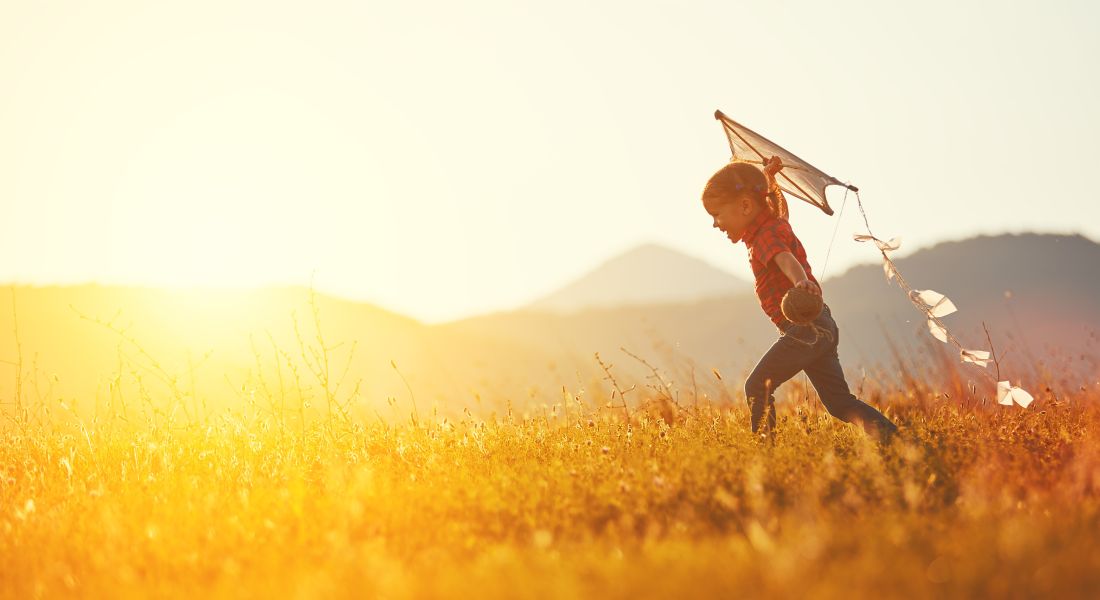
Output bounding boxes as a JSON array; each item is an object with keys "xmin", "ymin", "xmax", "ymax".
[{"xmin": 524, "ymin": 241, "xmax": 750, "ymax": 314}]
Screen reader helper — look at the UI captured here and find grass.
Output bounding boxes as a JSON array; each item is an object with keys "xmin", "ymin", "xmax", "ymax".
[{"xmin": 4, "ymin": 392, "xmax": 1099, "ymax": 598}]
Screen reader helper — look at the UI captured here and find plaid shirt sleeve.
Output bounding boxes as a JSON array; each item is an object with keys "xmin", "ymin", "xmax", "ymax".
[
  {"xmin": 746, "ymin": 217, "xmax": 817, "ymax": 328},
  {"xmin": 749, "ymin": 219, "xmax": 792, "ymax": 268}
]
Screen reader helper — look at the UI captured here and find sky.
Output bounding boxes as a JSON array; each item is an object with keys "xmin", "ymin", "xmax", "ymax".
[{"xmin": 2, "ymin": 1, "xmax": 1098, "ymax": 323}]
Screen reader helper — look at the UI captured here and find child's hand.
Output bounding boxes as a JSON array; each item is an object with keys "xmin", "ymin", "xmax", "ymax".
[
  {"xmin": 764, "ymin": 156, "xmax": 784, "ymax": 176},
  {"xmin": 795, "ymin": 278, "xmax": 821, "ymax": 296}
]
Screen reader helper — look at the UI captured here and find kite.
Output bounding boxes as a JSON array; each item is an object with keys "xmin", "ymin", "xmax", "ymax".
[
  {"xmin": 714, "ymin": 110, "xmax": 857, "ymax": 216},
  {"xmin": 714, "ymin": 108, "xmax": 1035, "ymax": 408}
]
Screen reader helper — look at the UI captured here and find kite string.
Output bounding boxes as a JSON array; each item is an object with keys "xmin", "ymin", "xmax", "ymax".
[
  {"xmin": 818, "ymin": 185, "xmax": 849, "ymax": 280},
  {"xmin": 795, "ymin": 185, "xmax": 850, "ymax": 395},
  {"xmin": 798, "ymin": 186, "xmax": 849, "ymax": 397}
]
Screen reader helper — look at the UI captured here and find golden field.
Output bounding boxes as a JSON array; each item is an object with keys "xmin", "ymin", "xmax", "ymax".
[{"xmin": 4, "ymin": 386, "xmax": 1100, "ymax": 598}]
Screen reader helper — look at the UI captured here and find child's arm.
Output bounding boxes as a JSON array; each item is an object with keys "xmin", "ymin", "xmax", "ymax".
[{"xmin": 774, "ymin": 252, "xmax": 822, "ymax": 296}]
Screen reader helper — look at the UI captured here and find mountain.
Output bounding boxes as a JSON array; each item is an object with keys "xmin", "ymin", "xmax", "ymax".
[{"xmin": 524, "ymin": 242, "xmax": 750, "ymax": 313}]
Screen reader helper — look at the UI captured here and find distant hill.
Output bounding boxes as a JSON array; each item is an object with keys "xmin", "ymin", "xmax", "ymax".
[{"xmin": 525, "ymin": 242, "xmax": 750, "ymax": 313}]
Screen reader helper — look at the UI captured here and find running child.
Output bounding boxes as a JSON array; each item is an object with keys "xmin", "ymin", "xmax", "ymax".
[{"xmin": 701, "ymin": 157, "xmax": 898, "ymax": 443}]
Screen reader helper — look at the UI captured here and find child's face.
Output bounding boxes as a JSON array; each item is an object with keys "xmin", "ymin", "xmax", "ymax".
[{"xmin": 703, "ymin": 193, "xmax": 761, "ymax": 244}]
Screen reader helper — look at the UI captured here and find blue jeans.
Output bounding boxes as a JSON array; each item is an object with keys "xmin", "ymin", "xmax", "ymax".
[{"xmin": 745, "ymin": 304, "xmax": 898, "ymax": 442}]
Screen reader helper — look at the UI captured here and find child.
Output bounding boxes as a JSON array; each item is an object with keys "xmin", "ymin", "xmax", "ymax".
[{"xmin": 701, "ymin": 157, "xmax": 898, "ymax": 444}]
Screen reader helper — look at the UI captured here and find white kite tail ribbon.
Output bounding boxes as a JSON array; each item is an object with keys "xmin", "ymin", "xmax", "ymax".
[
  {"xmin": 997, "ymin": 381, "xmax": 1035, "ymax": 408},
  {"xmin": 927, "ymin": 319, "xmax": 949, "ymax": 343},
  {"xmin": 853, "ymin": 233, "xmax": 901, "ymax": 252},
  {"xmin": 876, "ymin": 237, "xmax": 901, "ymax": 252},
  {"xmin": 910, "ymin": 289, "xmax": 958, "ymax": 318},
  {"xmin": 883, "ymin": 258, "xmax": 898, "ymax": 282},
  {"xmin": 960, "ymin": 349, "xmax": 991, "ymax": 368}
]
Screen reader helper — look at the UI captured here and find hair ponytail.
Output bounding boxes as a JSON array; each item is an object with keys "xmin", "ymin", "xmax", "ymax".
[{"xmin": 764, "ymin": 170, "xmax": 789, "ymax": 221}]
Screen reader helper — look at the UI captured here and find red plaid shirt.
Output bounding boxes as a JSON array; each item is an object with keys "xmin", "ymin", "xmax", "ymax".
[{"xmin": 742, "ymin": 209, "xmax": 819, "ymax": 329}]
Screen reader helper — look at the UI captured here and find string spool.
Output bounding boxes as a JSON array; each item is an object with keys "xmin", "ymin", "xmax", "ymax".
[{"xmin": 781, "ymin": 287, "xmax": 823, "ymax": 325}]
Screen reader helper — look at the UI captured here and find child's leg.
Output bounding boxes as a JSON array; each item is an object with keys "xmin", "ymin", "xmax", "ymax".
[
  {"xmin": 803, "ymin": 345, "xmax": 898, "ymax": 442},
  {"xmin": 744, "ymin": 332, "xmax": 827, "ymax": 436}
]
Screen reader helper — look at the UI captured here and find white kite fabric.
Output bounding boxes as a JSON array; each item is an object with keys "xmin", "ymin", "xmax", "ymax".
[
  {"xmin": 715, "ymin": 110, "xmax": 856, "ymax": 216},
  {"xmin": 714, "ymin": 108, "xmax": 1035, "ymax": 408}
]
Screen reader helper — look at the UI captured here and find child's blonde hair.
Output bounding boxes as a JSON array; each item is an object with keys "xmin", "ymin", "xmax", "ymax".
[{"xmin": 702, "ymin": 161, "xmax": 789, "ymax": 221}]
